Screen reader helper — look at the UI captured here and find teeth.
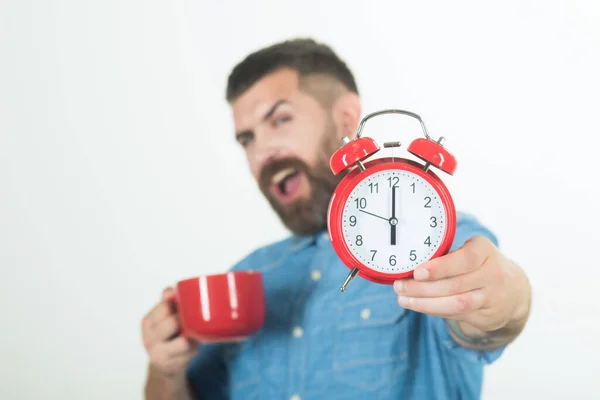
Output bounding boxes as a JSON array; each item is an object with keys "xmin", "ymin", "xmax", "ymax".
[{"xmin": 272, "ymin": 167, "xmax": 296, "ymax": 185}]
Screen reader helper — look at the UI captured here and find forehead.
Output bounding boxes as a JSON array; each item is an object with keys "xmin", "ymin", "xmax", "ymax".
[{"xmin": 231, "ymin": 68, "xmax": 303, "ymax": 131}]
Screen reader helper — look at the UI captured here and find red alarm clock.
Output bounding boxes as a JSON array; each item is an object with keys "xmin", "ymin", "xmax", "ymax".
[{"xmin": 326, "ymin": 109, "xmax": 458, "ymax": 292}]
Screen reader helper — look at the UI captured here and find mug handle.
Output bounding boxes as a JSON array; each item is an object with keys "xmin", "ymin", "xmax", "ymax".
[{"xmin": 165, "ymin": 290, "xmax": 188, "ymax": 339}]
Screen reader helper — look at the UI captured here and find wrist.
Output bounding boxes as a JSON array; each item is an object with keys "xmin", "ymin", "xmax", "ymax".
[
  {"xmin": 145, "ymin": 364, "xmax": 190, "ymax": 400},
  {"xmin": 505, "ymin": 262, "xmax": 532, "ymax": 330}
]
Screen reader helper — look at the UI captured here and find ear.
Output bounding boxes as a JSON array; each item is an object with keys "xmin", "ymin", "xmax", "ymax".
[{"xmin": 331, "ymin": 92, "xmax": 361, "ymax": 140}]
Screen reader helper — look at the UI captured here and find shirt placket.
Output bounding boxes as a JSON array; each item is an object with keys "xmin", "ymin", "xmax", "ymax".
[{"xmin": 287, "ymin": 235, "xmax": 330, "ymax": 400}]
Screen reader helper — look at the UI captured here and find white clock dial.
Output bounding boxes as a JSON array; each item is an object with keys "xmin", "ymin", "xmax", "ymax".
[{"xmin": 341, "ymin": 169, "xmax": 446, "ymax": 274}]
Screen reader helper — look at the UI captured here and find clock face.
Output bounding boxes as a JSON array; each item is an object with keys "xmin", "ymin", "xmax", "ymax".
[{"xmin": 341, "ymin": 169, "xmax": 447, "ymax": 274}]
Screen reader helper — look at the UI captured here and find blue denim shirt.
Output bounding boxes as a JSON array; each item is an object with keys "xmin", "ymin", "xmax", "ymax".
[{"xmin": 186, "ymin": 212, "xmax": 505, "ymax": 399}]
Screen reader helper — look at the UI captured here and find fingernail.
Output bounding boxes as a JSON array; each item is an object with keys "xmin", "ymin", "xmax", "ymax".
[
  {"xmin": 393, "ymin": 280, "xmax": 404, "ymax": 293},
  {"xmin": 413, "ymin": 268, "xmax": 430, "ymax": 280},
  {"xmin": 398, "ymin": 296, "xmax": 412, "ymax": 307}
]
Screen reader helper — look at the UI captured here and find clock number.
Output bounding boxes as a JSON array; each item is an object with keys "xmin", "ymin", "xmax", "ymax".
[
  {"xmin": 410, "ymin": 250, "xmax": 417, "ymax": 262},
  {"xmin": 389, "ymin": 255, "xmax": 396, "ymax": 266},
  {"xmin": 370, "ymin": 250, "xmax": 377, "ymax": 261},
  {"xmin": 411, "ymin": 182, "xmax": 416, "ymax": 193},
  {"xmin": 430, "ymin": 216, "xmax": 437, "ymax": 227},
  {"xmin": 369, "ymin": 182, "xmax": 379, "ymax": 193},
  {"xmin": 424, "ymin": 236, "xmax": 431, "ymax": 246},
  {"xmin": 355, "ymin": 235, "xmax": 363, "ymax": 246},
  {"xmin": 387, "ymin": 176, "xmax": 399, "ymax": 188},
  {"xmin": 349, "ymin": 215, "xmax": 357, "ymax": 227},
  {"xmin": 354, "ymin": 197, "xmax": 367, "ymax": 209},
  {"xmin": 424, "ymin": 197, "xmax": 432, "ymax": 208}
]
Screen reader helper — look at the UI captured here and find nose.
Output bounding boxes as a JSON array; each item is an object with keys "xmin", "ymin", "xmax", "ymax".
[
  {"xmin": 250, "ymin": 144, "xmax": 282, "ymax": 179},
  {"xmin": 248, "ymin": 128, "xmax": 295, "ymax": 179},
  {"xmin": 256, "ymin": 145, "xmax": 281, "ymax": 166}
]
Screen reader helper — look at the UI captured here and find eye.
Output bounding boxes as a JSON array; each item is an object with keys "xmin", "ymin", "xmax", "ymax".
[
  {"xmin": 236, "ymin": 132, "xmax": 254, "ymax": 148},
  {"xmin": 273, "ymin": 115, "xmax": 292, "ymax": 126}
]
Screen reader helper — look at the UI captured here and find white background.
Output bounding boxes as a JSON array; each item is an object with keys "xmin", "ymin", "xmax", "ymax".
[{"xmin": 1, "ymin": 0, "xmax": 599, "ymax": 399}]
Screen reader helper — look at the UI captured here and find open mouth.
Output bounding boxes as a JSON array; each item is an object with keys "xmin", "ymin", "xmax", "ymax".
[{"xmin": 269, "ymin": 167, "xmax": 303, "ymax": 203}]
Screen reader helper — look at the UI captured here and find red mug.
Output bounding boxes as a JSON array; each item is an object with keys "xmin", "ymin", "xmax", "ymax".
[{"xmin": 169, "ymin": 271, "xmax": 266, "ymax": 342}]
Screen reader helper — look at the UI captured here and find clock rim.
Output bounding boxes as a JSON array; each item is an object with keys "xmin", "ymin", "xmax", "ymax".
[{"xmin": 327, "ymin": 157, "xmax": 457, "ymax": 284}]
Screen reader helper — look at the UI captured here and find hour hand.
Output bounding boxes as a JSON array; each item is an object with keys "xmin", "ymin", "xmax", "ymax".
[{"xmin": 390, "ymin": 186, "xmax": 397, "ymax": 245}]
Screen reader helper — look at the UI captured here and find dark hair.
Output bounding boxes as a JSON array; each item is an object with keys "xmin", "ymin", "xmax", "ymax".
[{"xmin": 225, "ymin": 38, "xmax": 359, "ymax": 102}]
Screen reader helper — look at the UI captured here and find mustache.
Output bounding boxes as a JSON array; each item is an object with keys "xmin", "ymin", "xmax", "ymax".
[{"xmin": 258, "ymin": 157, "xmax": 310, "ymax": 190}]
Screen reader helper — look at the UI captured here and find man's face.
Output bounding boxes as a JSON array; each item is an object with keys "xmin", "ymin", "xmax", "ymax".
[{"xmin": 231, "ymin": 68, "xmax": 346, "ymax": 236}]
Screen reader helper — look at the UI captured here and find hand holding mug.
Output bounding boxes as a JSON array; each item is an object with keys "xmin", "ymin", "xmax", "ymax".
[
  {"xmin": 141, "ymin": 270, "xmax": 266, "ymax": 376},
  {"xmin": 141, "ymin": 288, "xmax": 199, "ymax": 377}
]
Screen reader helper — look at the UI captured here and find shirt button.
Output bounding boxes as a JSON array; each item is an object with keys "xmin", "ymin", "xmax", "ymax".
[
  {"xmin": 292, "ymin": 326, "xmax": 304, "ymax": 338},
  {"xmin": 311, "ymin": 270, "xmax": 321, "ymax": 281},
  {"xmin": 321, "ymin": 232, "xmax": 330, "ymax": 241},
  {"xmin": 360, "ymin": 308, "xmax": 371, "ymax": 320},
  {"xmin": 290, "ymin": 395, "xmax": 301, "ymax": 400}
]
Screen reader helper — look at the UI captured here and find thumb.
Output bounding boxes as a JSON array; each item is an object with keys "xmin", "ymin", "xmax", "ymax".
[{"xmin": 162, "ymin": 286, "xmax": 175, "ymax": 301}]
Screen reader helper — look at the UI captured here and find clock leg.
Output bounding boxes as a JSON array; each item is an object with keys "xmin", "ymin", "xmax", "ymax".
[{"xmin": 340, "ymin": 267, "xmax": 359, "ymax": 292}]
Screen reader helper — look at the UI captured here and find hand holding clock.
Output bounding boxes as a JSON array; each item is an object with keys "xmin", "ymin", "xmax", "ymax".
[
  {"xmin": 393, "ymin": 236, "xmax": 532, "ymax": 347},
  {"xmin": 328, "ymin": 110, "xmax": 531, "ymax": 346}
]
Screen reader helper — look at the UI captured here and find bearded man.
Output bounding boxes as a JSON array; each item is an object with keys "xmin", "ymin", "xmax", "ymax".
[{"xmin": 141, "ymin": 38, "xmax": 532, "ymax": 400}]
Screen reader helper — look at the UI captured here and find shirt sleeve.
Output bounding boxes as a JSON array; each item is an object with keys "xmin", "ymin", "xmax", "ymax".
[
  {"xmin": 451, "ymin": 212, "xmax": 499, "ymax": 252},
  {"xmin": 185, "ymin": 343, "xmax": 229, "ymax": 400},
  {"xmin": 436, "ymin": 212, "xmax": 506, "ymax": 365}
]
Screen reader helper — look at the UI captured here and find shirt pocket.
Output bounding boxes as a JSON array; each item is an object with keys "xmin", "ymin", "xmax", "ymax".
[
  {"xmin": 332, "ymin": 293, "xmax": 411, "ymax": 392},
  {"xmin": 223, "ymin": 340, "xmax": 261, "ymax": 399}
]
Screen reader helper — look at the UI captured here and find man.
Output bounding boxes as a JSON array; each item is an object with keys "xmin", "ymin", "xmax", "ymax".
[{"xmin": 141, "ymin": 38, "xmax": 532, "ymax": 399}]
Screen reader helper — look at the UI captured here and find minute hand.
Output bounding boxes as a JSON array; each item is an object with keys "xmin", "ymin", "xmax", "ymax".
[{"xmin": 358, "ymin": 209, "xmax": 389, "ymax": 222}]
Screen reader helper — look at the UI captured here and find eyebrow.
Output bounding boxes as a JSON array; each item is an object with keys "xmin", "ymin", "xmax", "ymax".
[{"xmin": 235, "ymin": 99, "xmax": 289, "ymax": 141}]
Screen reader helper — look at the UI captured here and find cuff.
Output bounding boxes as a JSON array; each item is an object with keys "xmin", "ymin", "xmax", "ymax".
[{"xmin": 434, "ymin": 317, "xmax": 506, "ymax": 365}]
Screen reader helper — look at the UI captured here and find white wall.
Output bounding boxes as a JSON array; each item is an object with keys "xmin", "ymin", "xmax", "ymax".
[{"xmin": 1, "ymin": 0, "xmax": 599, "ymax": 399}]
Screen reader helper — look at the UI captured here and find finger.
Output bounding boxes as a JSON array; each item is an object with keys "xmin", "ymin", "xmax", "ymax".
[
  {"xmin": 397, "ymin": 289, "xmax": 486, "ymax": 318},
  {"xmin": 166, "ymin": 336, "xmax": 198, "ymax": 358},
  {"xmin": 156, "ymin": 336, "xmax": 197, "ymax": 359},
  {"xmin": 141, "ymin": 302, "xmax": 174, "ymax": 347},
  {"xmin": 163, "ymin": 351, "xmax": 200, "ymax": 373},
  {"xmin": 143, "ymin": 301, "xmax": 173, "ymax": 328},
  {"xmin": 413, "ymin": 236, "xmax": 494, "ymax": 281},
  {"xmin": 151, "ymin": 343, "xmax": 200, "ymax": 375},
  {"xmin": 394, "ymin": 264, "xmax": 490, "ymax": 298},
  {"xmin": 148, "ymin": 337, "xmax": 199, "ymax": 373},
  {"xmin": 162, "ymin": 287, "xmax": 176, "ymax": 301},
  {"xmin": 151, "ymin": 315, "xmax": 181, "ymax": 344}
]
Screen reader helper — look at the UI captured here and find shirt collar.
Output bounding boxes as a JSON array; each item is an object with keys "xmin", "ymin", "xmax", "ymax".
[{"xmin": 289, "ymin": 230, "xmax": 331, "ymax": 252}]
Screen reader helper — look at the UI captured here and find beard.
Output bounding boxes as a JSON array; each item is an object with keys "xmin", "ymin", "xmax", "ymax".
[{"xmin": 258, "ymin": 134, "xmax": 345, "ymax": 236}]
